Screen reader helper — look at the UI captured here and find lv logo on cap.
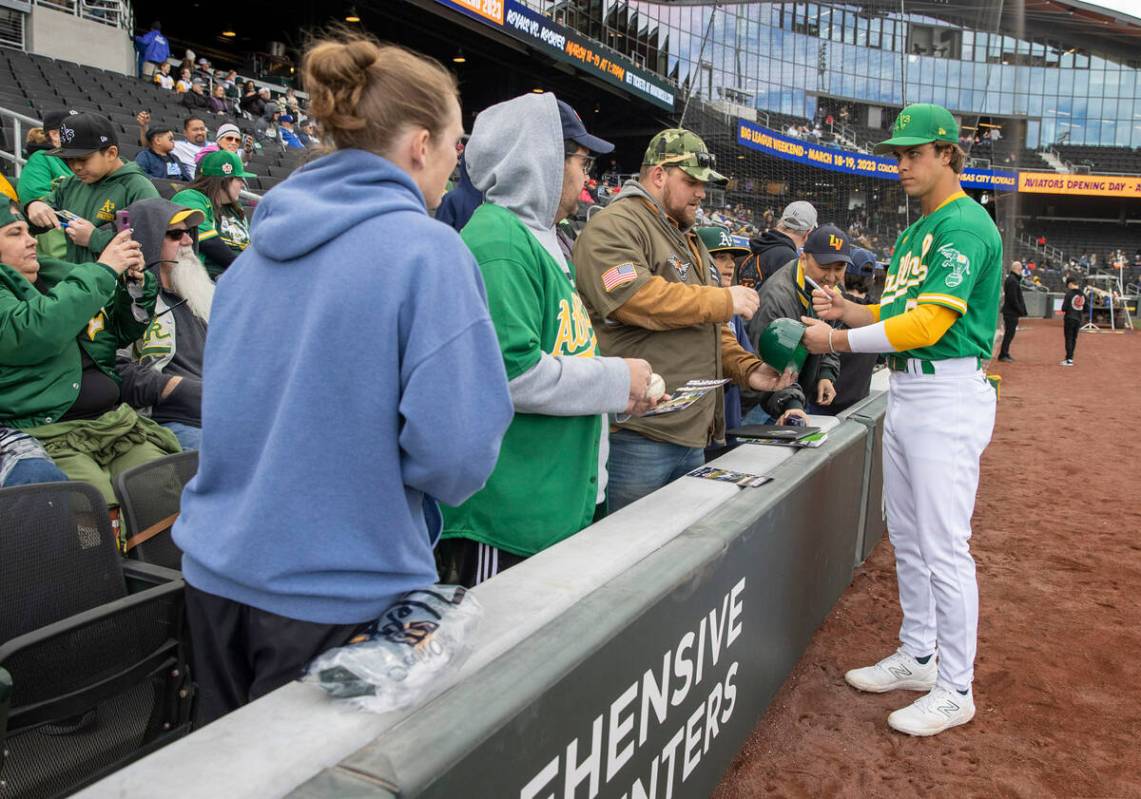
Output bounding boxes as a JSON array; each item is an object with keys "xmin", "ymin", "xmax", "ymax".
[{"xmin": 828, "ymin": 234, "xmax": 844, "ymax": 251}]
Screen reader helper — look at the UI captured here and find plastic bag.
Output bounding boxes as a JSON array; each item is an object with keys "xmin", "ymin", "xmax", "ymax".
[{"xmin": 302, "ymin": 584, "xmax": 482, "ymax": 713}]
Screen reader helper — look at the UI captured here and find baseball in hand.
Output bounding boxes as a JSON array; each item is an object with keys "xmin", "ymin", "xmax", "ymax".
[{"xmin": 647, "ymin": 373, "xmax": 666, "ymax": 401}]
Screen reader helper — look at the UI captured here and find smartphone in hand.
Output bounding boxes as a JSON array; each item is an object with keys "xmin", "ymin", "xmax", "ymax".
[{"xmin": 114, "ymin": 209, "xmax": 131, "ymax": 233}]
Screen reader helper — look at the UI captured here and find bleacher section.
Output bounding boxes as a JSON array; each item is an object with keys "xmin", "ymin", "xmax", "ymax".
[
  {"xmin": 0, "ymin": 48, "xmax": 306, "ymax": 193},
  {"xmin": 1053, "ymin": 144, "xmax": 1141, "ymax": 175},
  {"xmin": 1025, "ymin": 220, "xmax": 1141, "ymax": 258}
]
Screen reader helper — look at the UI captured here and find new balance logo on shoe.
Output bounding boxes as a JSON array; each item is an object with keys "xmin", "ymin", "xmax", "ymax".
[
  {"xmin": 935, "ymin": 699, "xmax": 960, "ymax": 718},
  {"xmin": 887, "ymin": 665, "xmax": 913, "ymax": 680}
]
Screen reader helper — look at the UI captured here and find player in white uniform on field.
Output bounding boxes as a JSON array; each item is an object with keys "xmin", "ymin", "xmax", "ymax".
[{"xmin": 800, "ymin": 104, "xmax": 1001, "ymax": 736}]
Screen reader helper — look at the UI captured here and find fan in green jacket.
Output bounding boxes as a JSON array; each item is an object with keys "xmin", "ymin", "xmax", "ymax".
[
  {"xmin": 23, "ymin": 112, "xmax": 159, "ymax": 266},
  {"xmin": 171, "ymin": 149, "xmax": 254, "ymax": 278},
  {"xmin": 17, "ymin": 112, "xmax": 76, "ymax": 263},
  {"xmin": 15, "ymin": 127, "xmax": 72, "ymax": 259},
  {"xmin": 0, "ymin": 200, "xmax": 178, "ymax": 506}
]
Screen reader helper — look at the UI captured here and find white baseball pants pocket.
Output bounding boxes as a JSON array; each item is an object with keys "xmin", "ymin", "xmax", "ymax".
[{"xmin": 883, "ymin": 369, "xmax": 996, "ymax": 691}]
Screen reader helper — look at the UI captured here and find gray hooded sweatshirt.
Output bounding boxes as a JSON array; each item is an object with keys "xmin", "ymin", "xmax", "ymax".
[{"xmin": 464, "ymin": 93, "xmax": 630, "ymax": 501}]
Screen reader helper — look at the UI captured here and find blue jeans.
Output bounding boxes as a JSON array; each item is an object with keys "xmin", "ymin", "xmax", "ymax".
[
  {"xmin": 606, "ymin": 429, "xmax": 705, "ymax": 513},
  {"xmin": 3, "ymin": 457, "xmax": 69, "ymax": 487},
  {"xmin": 163, "ymin": 422, "xmax": 202, "ymax": 451},
  {"xmin": 740, "ymin": 404, "xmax": 773, "ymax": 425}
]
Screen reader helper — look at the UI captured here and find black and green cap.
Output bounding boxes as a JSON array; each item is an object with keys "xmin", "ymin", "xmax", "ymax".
[
  {"xmin": 874, "ymin": 103, "xmax": 958, "ymax": 155},
  {"xmin": 643, "ymin": 128, "xmax": 727, "ymax": 185},
  {"xmin": 697, "ymin": 226, "xmax": 750, "ymax": 256}
]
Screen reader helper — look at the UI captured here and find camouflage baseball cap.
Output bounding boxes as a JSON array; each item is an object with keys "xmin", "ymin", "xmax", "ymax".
[{"xmin": 643, "ymin": 128, "xmax": 727, "ymax": 185}]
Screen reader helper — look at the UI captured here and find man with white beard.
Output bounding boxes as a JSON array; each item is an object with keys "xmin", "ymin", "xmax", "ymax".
[{"xmin": 118, "ymin": 197, "xmax": 213, "ymax": 450}]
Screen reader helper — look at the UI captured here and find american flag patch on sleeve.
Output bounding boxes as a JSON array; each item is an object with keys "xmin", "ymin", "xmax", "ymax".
[{"xmin": 601, "ymin": 262, "xmax": 638, "ymax": 292}]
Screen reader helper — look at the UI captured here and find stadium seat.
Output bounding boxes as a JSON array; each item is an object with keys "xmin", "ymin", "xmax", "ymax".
[
  {"xmin": 115, "ymin": 451, "xmax": 198, "ymax": 571},
  {"xmin": 0, "ymin": 482, "xmax": 193, "ymax": 799},
  {"xmin": 148, "ymin": 178, "xmax": 188, "ymax": 200}
]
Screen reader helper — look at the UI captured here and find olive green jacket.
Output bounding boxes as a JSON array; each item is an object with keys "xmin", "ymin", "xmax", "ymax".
[{"xmin": 0, "ymin": 258, "xmax": 156, "ymax": 428}]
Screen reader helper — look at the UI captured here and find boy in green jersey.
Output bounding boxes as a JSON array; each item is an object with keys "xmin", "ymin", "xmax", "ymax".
[
  {"xmin": 24, "ymin": 112, "xmax": 159, "ymax": 265},
  {"xmin": 801, "ymin": 104, "xmax": 1001, "ymax": 737}
]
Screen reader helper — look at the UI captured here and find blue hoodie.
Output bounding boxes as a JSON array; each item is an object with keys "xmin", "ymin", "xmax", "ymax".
[
  {"xmin": 435, "ymin": 155, "xmax": 482, "ymax": 232},
  {"xmin": 174, "ymin": 148, "xmax": 513, "ymax": 624}
]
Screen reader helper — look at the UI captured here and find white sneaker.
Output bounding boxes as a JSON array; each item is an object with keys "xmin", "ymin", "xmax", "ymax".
[
  {"xmin": 888, "ymin": 684, "xmax": 976, "ymax": 736},
  {"xmin": 844, "ymin": 648, "xmax": 937, "ymax": 693},
  {"xmin": 1060, "ymin": 359, "xmax": 1074, "ymax": 367}
]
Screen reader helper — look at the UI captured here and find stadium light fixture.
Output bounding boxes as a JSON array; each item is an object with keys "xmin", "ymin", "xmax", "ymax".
[
  {"xmin": 222, "ymin": 30, "xmax": 236, "ymax": 38},
  {"xmin": 453, "ymin": 51, "xmax": 466, "ymax": 64},
  {"xmin": 345, "ymin": 7, "xmax": 361, "ymax": 23}
]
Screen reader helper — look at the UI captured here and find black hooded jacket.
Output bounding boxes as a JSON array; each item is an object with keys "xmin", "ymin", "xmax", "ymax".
[
  {"xmin": 749, "ymin": 228, "xmax": 800, "ymax": 281},
  {"xmin": 115, "ymin": 197, "xmax": 208, "ymax": 427}
]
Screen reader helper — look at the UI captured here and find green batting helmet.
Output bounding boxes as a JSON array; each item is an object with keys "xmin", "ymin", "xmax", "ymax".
[{"xmin": 758, "ymin": 318, "xmax": 809, "ymax": 374}]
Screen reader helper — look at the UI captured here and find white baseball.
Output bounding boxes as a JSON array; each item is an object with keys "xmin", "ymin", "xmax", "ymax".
[{"xmin": 647, "ymin": 373, "xmax": 666, "ymax": 401}]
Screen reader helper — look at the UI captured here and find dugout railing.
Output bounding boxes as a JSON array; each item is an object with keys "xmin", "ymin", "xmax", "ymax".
[{"xmin": 77, "ymin": 381, "xmax": 889, "ymax": 799}]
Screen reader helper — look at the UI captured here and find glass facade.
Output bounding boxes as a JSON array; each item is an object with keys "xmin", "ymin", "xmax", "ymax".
[{"xmin": 526, "ymin": 1, "xmax": 1141, "ymax": 148}]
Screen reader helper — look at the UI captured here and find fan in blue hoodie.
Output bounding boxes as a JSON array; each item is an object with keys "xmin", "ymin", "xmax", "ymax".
[{"xmin": 172, "ymin": 35, "xmax": 513, "ymax": 724}]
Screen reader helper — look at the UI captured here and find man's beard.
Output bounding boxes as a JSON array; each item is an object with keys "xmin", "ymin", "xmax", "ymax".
[{"xmin": 168, "ymin": 247, "xmax": 215, "ymax": 323}]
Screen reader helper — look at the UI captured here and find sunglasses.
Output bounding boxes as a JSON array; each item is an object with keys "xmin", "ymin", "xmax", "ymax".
[
  {"xmin": 165, "ymin": 229, "xmax": 189, "ymax": 241},
  {"xmin": 659, "ymin": 151, "xmax": 717, "ymax": 169}
]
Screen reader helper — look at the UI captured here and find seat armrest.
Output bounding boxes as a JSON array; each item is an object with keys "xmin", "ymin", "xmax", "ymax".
[
  {"xmin": 123, "ymin": 560, "xmax": 184, "ymax": 592},
  {"xmin": 0, "ymin": 665, "xmax": 10, "ymax": 740},
  {"xmin": 0, "ymin": 580, "xmax": 184, "ymax": 663}
]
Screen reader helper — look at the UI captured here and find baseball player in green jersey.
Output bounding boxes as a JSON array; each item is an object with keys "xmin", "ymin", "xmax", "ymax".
[{"xmin": 800, "ymin": 104, "xmax": 1001, "ymax": 736}]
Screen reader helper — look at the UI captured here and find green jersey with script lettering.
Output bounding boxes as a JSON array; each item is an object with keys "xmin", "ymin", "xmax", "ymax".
[{"xmin": 879, "ymin": 191, "xmax": 1002, "ymax": 361}]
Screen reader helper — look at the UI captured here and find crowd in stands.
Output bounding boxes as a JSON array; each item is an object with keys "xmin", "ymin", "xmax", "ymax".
[
  {"xmin": 7, "ymin": 24, "xmax": 1141, "ymax": 790},
  {"xmin": 0, "ymin": 30, "xmax": 901, "ymax": 744}
]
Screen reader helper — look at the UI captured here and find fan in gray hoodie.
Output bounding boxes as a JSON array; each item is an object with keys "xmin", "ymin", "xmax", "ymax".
[{"xmin": 438, "ymin": 93, "xmax": 656, "ymax": 584}]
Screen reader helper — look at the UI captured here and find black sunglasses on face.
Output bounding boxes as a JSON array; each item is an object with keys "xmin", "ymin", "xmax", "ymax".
[{"xmin": 165, "ymin": 229, "xmax": 188, "ymax": 240}]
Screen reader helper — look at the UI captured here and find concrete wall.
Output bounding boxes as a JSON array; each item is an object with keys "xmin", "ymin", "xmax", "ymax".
[{"xmin": 28, "ymin": 5, "xmax": 134, "ymax": 75}]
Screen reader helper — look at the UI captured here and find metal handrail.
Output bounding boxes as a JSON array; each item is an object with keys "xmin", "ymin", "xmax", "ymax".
[{"xmin": 0, "ymin": 106, "xmax": 43, "ymax": 177}]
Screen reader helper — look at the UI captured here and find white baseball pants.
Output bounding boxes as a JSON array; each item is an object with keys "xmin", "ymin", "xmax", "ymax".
[{"xmin": 883, "ymin": 359, "xmax": 996, "ymax": 691}]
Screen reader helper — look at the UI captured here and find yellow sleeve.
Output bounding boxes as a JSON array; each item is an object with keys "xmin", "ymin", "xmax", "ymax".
[
  {"xmin": 867, "ymin": 303, "xmax": 881, "ymax": 322},
  {"xmin": 882, "ymin": 304, "xmax": 958, "ymax": 351}
]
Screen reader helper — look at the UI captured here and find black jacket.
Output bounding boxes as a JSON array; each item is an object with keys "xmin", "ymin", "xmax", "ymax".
[
  {"xmin": 1061, "ymin": 288, "xmax": 1085, "ymax": 320},
  {"xmin": 1001, "ymin": 272, "xmax": 1027, "ymax": 317},
  {"xmin": 181, "ymin": 90, "xmax": 212, "ymax": 112},
  {"xmin": 748, "ymin": 229, "xmax": 800, "ymax": 282},
  {"xmin": 743, "ymin": 260, "xmax": 840, "ymax": 417}
]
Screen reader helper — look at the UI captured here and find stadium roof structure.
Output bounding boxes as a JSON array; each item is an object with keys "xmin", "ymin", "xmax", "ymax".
[{"xmin": 653, "ymin": 0, "xmax": 1141, "ymax": 63}]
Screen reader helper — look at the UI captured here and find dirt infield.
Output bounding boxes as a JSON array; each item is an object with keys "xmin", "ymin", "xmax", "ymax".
[{"xmin": 714, "ymin": 318, "xmax": 1141, "ymax": 799}]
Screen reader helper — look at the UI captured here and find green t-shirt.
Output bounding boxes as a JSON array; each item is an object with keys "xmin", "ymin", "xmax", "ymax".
[
  {"xmin": 441, "ymin": 203, "xmax": 602, "ymax": 557},
  {"xmin": 880, "ymin": 191, "xmax": 1003, "ymax": 361},
  {"xmin": 170, "ymin": 189, "xmax": 251, "ymax": 278}
]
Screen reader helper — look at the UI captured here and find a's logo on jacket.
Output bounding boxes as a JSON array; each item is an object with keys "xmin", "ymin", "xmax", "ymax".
[
  {"xmin": 86, "ymin": 311, "xmax": 106, "ymax": 340},
  {"xmin": 96, "ymin": 199, "xmax": 116, "ymax": 222}
]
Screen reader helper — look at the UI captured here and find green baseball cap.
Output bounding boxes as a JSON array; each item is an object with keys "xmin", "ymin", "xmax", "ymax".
[
  {"xmin": 758, "ymin": 318, "xmax": 809, "ymax": 374},
  {"xmin": 873, "ymin": 103, "xmax": 959, "ymax": 155},
  {"xmin": 0, "ymin": 202, "xmax": 26, "ymax": 230},
  {"xmin": 643, "ymin": 128, "xmax": 727, "ymax": 185},
  {"xmin": 200, "ymin": 149, "xmax": 257, "ymax": 179},
  {"xmin": 697, "ymin": 226, "xmax": 750, "ymax": 256}
]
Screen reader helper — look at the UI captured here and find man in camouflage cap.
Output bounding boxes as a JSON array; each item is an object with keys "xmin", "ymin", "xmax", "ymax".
[{"xmin": 573, "ymin": 128, "xmax": 792, "ymax": 512}]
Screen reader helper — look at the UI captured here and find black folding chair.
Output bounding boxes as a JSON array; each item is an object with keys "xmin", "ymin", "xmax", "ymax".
[
  {"xmin": 115, "ymin": 451, "xmax": 198, "ymax": 571},
  {"xmin": 0, "ymin": 482, "xmax": 192, "ymax": 799}
]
